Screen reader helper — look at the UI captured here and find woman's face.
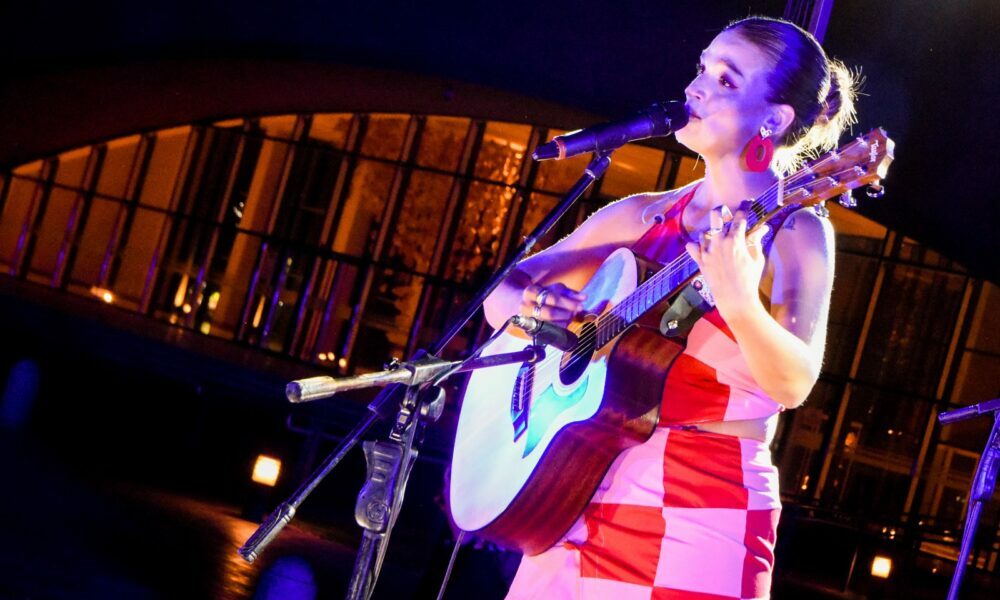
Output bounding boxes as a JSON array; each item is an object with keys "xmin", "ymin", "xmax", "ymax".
[{"xmin": 676, "ymin": 29, "xmax": 779, "ymax": 161}]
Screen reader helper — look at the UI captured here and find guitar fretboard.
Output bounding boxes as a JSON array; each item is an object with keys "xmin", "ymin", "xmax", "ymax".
[{"xmin": 588, "ymin": 132, "xmax": 884, "ymax": 351}]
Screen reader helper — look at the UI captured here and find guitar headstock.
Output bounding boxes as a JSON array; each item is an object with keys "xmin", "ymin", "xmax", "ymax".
[{"xmin": 780, "ymin": 127, "xmax": 895, "ymax": 209}]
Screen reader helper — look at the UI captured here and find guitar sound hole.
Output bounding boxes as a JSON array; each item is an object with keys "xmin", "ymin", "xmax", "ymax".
[{"xmin": 559, "ymin": 321, "xmax": 596, "ymax": 385}]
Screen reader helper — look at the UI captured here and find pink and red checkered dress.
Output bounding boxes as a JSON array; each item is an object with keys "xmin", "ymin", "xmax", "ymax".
[{"xmin": 506, "ymin": 185, "xmax": 784, "ymax": 599}]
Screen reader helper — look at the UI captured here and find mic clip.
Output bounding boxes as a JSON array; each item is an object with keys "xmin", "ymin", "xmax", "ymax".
[{"xmin": 510, "ymin": 315, "xmax": 579, "ymax": 352}]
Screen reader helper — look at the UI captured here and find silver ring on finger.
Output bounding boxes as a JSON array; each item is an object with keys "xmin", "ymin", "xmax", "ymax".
[
  {"xmin": 532, "ymin": 303, "xmax": 543, "ymax": 318},
  {"xmin": 535, "ymin": 288, "xmax": 550, "ymax": 309}
]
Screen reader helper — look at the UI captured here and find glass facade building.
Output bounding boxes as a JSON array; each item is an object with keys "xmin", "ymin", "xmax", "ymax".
[{"xmin": 2, "ymin": 109, "xmax": 998, "ymax": 592}]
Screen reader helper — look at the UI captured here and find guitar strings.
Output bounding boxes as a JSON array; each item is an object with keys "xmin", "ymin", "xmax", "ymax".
[
  {"xmin": 555, "ymin": 163, "xmax": 847, "ymax": 375},
  {"xmin": 529, "ymin": 157, "xmax": 860, "ymax": 376},
  {"xmin": 515, "ymin": 137, "xmax": 873, "ymax": 375}
]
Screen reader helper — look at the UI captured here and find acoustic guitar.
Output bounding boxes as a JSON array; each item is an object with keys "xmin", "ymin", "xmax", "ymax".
[{"xmin": 449, "ymin": 128, "xmax": 894, "ymax": 555}]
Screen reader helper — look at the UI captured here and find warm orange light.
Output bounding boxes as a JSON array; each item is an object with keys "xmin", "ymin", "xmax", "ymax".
[
  {"xmin": 173, "ymin": 274, "xmax": 189, "ymax": 307},
  {"xmin": 871, "ymin": 555, "xmax": 892, "ymax": 579},
  {"xmin": 89, "ymin": 286, "xmax": 115, "ymax": 304},
  {"xmin": 252, "ymin": 455, "xmax": 281, "ymax": 487},
  {"xmin": 252, "ymin": 297, "xmax": 266, "ymax": 328}
]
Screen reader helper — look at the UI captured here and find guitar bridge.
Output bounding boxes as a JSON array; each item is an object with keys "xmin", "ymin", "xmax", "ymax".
[{"xmin": 511, "ymin": 361, "xmax": 534, "ymax": 441}]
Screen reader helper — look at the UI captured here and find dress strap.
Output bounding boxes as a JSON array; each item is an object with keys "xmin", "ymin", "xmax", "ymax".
[{"xmin": 631, "ymin": 183, "xmax": 701, "ymax": 264}]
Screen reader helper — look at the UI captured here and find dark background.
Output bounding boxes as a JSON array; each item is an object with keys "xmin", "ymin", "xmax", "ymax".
[{"xmin": 0, "ymin": 0, "xmax": 998, "ymax": 281}]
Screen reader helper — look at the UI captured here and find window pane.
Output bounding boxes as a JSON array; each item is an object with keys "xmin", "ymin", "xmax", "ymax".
[
  {"xmin": 258, "ymin": 115, "xmax": 298, "ymax": 140},
  {"xmin": 309, "ymin": 113, "xmax": 354, "ymax": 147},
  {"xmin": 520, "ymin": 192, "xmax": 561, "ymax": 250},
  {"xmin": 293, "ymin": 258, "xmax": 351, "ymax": 364},
  {"xmin": 824, "ymin": 253, "xmax": 880, "ymax": 377},
  {"xmin": 54, "ymin": 147, "xmax": 91, "ymax": 188},
  {"xmin": 445, "ymin": 181, "xmax": 516, "ymax": 284},
  {"xmin": 354, "ymin": 268, "xmax": 425, "ymax": 371},
  {"xmin": 673, "ymin": 154, "xmax": 705, "ymax": 188},
  {"xmin": 899, "ymin": 236, "xmax": 965, "ymax": 271},
  {"xmin": 332, "ymin": 159, "xmax": 397, "ymax": 256},
  {"xmin": 388, "ymin": 170, "xmax": 453, "ymax": 273},
  {"xmin": 361, "ymin": 114, "xmax": 409, "ymax": 160},
  {"xmin": 917, "ymin": 443, "xmax": 981, "ymax": 523},
  {"xmin": 533, "ymin": 129, "xmax": 592, "ymax": 192},
  {"xmin": 140, "ymin": 126, "xmax": 192, "ymax": 209},
  {"xmin": 256, "ymin": 249, "xmax": 318, "ymax": 353},
  {"xmin": 408, "ymin": 283, "xmax": 483, "ymax": 359},
  {"xmin": 820, "ymin": 386, "xmax": 931, "ymax": 518},
  {"xmin": 96, "ymin": 135, "xmax": 141, "ymax": 199},
  {"xmin": 600, "ymin": 144, "xmax": 664, "ymax": 198},
  {"xmin": 113, "ymin": 208, "xmax": 170, "ymax": 307},
  {"xmin": 965, "ymin": 281, "xmax": 999, "ymax": 354},
  {"xmin": 241, "ymin": 139, "xmax": 293, "ymax": 234},
  {"xmin": 856, "ymin": 265, "xmax": 966, "ymax": 396},
  {"xmin": 0, "ymin": 169, "xmax": 45, "ymax": 269},
  {"xmin": 68, "ymin": 198, "xmax": 123, "ymax": 289},
  {"xmin": 949, "ymin": 351, "xmax": 1000, "ymax": 408},
  {"xmin": 776, "ymin": 379, "xmax": 843, "ymax": 497},
  {"xmin": 416, "ymin": 117, "xmax": 470, "ymax": 171},
  {"xmin": 271, "ymin": 143, "xmax": 342, "ymax": 245},
  {"xmin": 206, "ymin": 232, "xmax": 263, "ymax": 339},
  {"xmin": 476, "ymin": 122, "xmax": 530, "ymax": 184},
  {"xmin": 27, "ymin": 186, "xmax": 77, "ymax": 281}
]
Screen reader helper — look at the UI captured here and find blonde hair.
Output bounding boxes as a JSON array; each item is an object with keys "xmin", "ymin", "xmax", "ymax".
[{"xmin": 726, "ymin": 16, "xmax": 859, "ymax": 173}]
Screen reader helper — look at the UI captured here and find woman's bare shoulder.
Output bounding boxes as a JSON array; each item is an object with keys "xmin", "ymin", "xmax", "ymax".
[
  {"xmin": 636, "ymin": 180, "xmax": 701, "ymax": 223},
  {"xmin": 595, "ymin": 179, "xmax": 702, "ymax": 224}
]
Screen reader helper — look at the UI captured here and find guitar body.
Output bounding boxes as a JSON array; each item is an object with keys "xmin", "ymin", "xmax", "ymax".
[
  {"xmin": 449, "ymin": 127, "xmax": 895, "ymax": 556},
  {"xmin": 449, "ymin": 248, "xmax": 684, "ymax": 555}
]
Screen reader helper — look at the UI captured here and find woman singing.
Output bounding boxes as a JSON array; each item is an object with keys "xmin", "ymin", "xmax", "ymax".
[{"xmin": 483, "ymin": 16, "xmax": 858, "ymax": 599}]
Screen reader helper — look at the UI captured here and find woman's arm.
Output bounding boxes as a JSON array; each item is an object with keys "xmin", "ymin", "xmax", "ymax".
[
  {"xmin": 686, "ymin": 208, "xmax": 834, "ymax": 408},
  {"xmin": 482, "ymin": 193, "xmax": 658, "ymax": 329}
]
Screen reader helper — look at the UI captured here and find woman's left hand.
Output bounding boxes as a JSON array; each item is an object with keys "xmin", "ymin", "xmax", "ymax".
[{"xmin": 685, "ymin": 207, "xmax": 769, "ymax": 323}]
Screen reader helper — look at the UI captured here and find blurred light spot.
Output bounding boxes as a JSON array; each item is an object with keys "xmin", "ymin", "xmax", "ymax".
[
  {"xmin": 252, "ymin": 455, "xmax": 281, "ymax": 487},
  {"xmin": 174, "ymin": 275, "xmax": 189, "ymax": 307},
  {"xmin": 90, "ymin": 286, "xmax": 115, "ymax": 303},
  {"xmin": 252, "ymin": 298, "xmax": 266, "ymax": 328},
  {"xmin": 872, "ymin": 555, "xmax": 892, "ymax": 579}
]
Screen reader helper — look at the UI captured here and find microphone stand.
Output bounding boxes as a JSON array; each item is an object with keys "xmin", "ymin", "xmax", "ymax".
[
  {"xmin": 938, "ymin": 398, "xmax": 1000, "ymax": 600},
  {"xmin": 238, "ymin": 150, "xmax": 613, "ymax": 599}
]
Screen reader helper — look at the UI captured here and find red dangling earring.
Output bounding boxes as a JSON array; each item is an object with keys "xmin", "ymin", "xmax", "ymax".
[{"xmin": 744, "ymin": 126, "xmax": 774, "ymax": 172}]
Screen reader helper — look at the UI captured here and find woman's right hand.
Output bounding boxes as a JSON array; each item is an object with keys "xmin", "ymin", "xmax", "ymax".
[{"xmin": 520, "ymin": 283, "xmax": 587, "ymax": 327}]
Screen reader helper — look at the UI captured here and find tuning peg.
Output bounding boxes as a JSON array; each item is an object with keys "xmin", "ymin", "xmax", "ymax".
[
  {"xmin": 838, "ymin": 191, "xmax": 857, "ymax": 208},
  {"xmin": 814, "ymin": 201, "xmax": 830, "ymax": 217},
  {"xmin": 866, "ymin": 183, "xmax": 885, "ymax": 198}
]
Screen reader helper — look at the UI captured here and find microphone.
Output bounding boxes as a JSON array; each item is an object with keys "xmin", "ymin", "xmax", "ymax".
[
  {"xmin": 532, "ymin": 100, "xmax": 689, "ymax": 161},
  {"xmin": 939, "ymin": 398, "xmax": 1000, "ymax": 425},
  {"xmin": 510, "ymin": 315, "xmax": 579, "ymax": 352}
]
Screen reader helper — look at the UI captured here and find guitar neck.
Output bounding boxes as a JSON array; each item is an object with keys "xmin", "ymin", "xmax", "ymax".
[{"xmin": 591, "ymin": 129, "xmax": 895, "ymax": 350}]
